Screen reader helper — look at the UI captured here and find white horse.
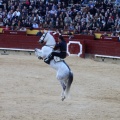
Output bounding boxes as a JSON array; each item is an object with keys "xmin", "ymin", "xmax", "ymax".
[{"xmin": 35, "ymin": 31, "xmax": 73, "ymax": 101}]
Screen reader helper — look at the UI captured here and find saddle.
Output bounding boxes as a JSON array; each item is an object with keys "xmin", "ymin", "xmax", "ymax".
[
  {"xmin": 54, "ymin": 56, "xmax": 63, "ymax": 62},
  {"xmin": 44, "ymin": 55, "xmax": 63, "ymax": 64}
]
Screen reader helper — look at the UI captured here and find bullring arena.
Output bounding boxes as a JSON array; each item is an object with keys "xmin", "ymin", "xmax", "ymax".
[{"xmin": 0, "ymin": 51, "xmax": 120, "ymax": 120}]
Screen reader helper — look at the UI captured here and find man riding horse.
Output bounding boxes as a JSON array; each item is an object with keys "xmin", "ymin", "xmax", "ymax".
[
  {"xmin": 35, "ymin": 31, "xmax": 73, "ymax": 101},
  {"xmin": 44, "ymin": 34, "xmax": 67, "ymax": 64}
]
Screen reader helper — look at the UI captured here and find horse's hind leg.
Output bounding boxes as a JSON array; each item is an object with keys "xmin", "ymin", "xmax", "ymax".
[
  {"xmin": 57, "ymin": 72, "xmax": 71, "ymax": 101},
  {"xmin": 60, "ymin": 81, "xmax": 66, "ymax": 101},
  {"xmin": 65, "ymin": 71, "xmax": 73, "ymax": 97}
]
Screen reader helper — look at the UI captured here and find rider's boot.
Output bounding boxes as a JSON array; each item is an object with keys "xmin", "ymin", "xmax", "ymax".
[{"xmin": 44, "ymin": 54, "xmax": 53, "ymax": 64}]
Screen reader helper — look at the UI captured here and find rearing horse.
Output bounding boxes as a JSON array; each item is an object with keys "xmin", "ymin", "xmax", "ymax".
[{"xmin": 35, "ymin": 31, "xmax": 73, "ymax": 101}]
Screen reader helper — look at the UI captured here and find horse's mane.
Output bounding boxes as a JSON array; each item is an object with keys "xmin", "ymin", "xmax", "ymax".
[{"xmin": 45, "ymin": 32, "xmax": 56, "ymax": 46}]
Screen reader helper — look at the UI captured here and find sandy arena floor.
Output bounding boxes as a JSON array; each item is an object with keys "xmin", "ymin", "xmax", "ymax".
[{"xmin": 0, "ymin": 54, "xmax": 120, "ymax": 120}]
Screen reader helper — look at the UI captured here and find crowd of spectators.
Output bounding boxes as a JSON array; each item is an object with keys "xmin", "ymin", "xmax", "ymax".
[{"xmin": 0, "ymin": 0, "xmax": 120, "ymax": 38}]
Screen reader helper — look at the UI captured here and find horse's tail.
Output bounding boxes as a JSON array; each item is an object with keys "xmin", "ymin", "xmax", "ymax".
[{"xmin": 65, "ymin": 70, "xmax": 73, "ymax": 96}]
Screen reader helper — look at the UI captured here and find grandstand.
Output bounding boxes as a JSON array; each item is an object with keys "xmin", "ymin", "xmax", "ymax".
[{"xmin": 0, "ymin": 0, "xmax": 120, "ymax": 62}]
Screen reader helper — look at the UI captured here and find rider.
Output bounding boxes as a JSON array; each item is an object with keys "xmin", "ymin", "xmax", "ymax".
[{"xmin": 44, "ymin": 34, "xmax": 67, "ymax": 64}]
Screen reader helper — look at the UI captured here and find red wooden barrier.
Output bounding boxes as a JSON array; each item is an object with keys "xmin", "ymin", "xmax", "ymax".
[
  {"xmin": 0, "ymin": 34, "xmax": 40, "ymax": 49},
  {"xmin": 100, "ymin": 36, "xmax": 119, "ymax": 41},
  {"xmin": 85, "ymin": 40, "xmax": 120, "ymax": 56},
  {"xmin": 3, "ymin": 30, "xmax": 26, "ymax": 35},
  {"xmin": 0, "ymin": 34, "xmax": 120, "ymax": 57},
  {"xmin": 73, "ymin": 34, "xmax": 95, "ymax": 40}
]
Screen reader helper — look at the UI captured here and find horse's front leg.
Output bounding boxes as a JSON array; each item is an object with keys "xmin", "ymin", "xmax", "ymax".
[{"xmin": 35, "ymin": 48, "xmax": 43, "ymax": 59}]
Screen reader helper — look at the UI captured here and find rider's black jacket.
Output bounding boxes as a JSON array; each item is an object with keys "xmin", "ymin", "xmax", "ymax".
[
  {"xmin": 52, "ymin": 35, "xmax": 67, "ymax": 59},
  {"xmin": 44, "ymin": 36, "xmax": 67, "ymax": 64},
  {"xmin": 54, "ymin": 39, "xmax": 67, "ymax": 52}
]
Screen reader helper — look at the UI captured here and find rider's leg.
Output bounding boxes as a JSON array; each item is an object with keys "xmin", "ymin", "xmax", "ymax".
[
  {"xmin": 44, "ymin": 54, "xmax": 53, "ymax": 64},
  {"xmin": 44, "ymin": 52, "xmax": 66, "ymax": 64},
  {"xmin": 52, "ymin": 52, "xmax": 66, "ymax": 59}
]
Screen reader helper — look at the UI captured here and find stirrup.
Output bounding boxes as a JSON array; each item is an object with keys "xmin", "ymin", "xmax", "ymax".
[{"xmin": 44, "ymin": 58, "xmax": 50, "ymax": 64}]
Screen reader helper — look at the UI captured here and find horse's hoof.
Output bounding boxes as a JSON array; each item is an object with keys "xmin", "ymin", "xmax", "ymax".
[{"xmin": 61, "ymin": 96, "xmax": 66, "ymax": 101}]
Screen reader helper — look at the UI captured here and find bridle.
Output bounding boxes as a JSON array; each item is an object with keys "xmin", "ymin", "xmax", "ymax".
[
  {"xmin": 39, "ymin": 32, "xmax": 48, "ymax": 44},
  {"xmin": 44, "ymin": 45, "xmax": 55, "ymax": 49},
  {"xmin": 39, "ymin": 32, "xmax": 56, "ymax": 48}
]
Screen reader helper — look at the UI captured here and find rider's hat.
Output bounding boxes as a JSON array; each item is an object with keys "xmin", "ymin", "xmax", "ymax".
[{"xmin": 59, "ymin": 35, "xmax": 64, "ymax": 41}]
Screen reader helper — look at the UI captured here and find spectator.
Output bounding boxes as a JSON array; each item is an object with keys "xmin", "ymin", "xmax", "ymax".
[
  {"xmin": 49, "ymin": 7, "xmax": 57, "ymax": 17},
  {"xmin": 88, "ymin": 30, "xmax": 94, "ymax": 36},
  {"xmin": 10, "ymin": 25, "xmax": 14, "ymax": 30},
  {"xmin": 103, "ymin": 32, "xmax": 109, "ymax": 36},
  {"xmin": 0, "ymin": 0, "xmax": 4, "ymax": 9},
  {"xmin": 107, "ymin": 17, "xmax": 114, "ymax": 30},
  {"xmin": 68, "ymin": 23, "xmax": 74, "ymax": 31},
  {"xmin": 68, "ymin": 31, "xmax": 74, "ymax": 40},
  {"xmin": 32, "ymin": 21, "xmax": 39, "ymax": 28},
  {"xmin": 43, "ymin": 21, "xmax": 48, "ymax": 29},
  {"xmin": 48, "ymin": 21, "xmax": 54, "ymax": 29},
  {"xmin": 116, "ymin": 25, "xmax": 120, "ymax": 33},
  {"xmin": 88, "ymin": 1, "xmax": 95, "ymax": 8},
  {"xmin": 0, "ymin": 0, "xmax": 120, "ymax": 38},
  {"xmin": 117, "ymin": 32, "xmax": 120, "ymax": 41},
  {"xmin": 0, "ymin": 21, "xmax": 3, "ymax": 26},
  {"xmin": 2, "ymin": 0, "xmax": 8, "ymax": 10},
  {"xmin": 55, "ymin": 19, "xmax": 59, "ymax": 29},
  {"xmin": 81, "ymin": 29, "xmax": 88, "ymax": 35},
  {"xmin": 115, "ymin": 0, "xmax": 120, "ymax": 6},
  {"xmin": 64, "ymin": 14, "xmax": 72, "ymax": 26},
  {"xmin": 25, "ymin": 0, "xmax": 30, "ymax": 8},
  {"xmin": 15, "ymin": 25, "xmax": 20, "ymax": 31},
  {"xmin": 64, "ymin": 23, "xmax": 69, "ymax": 30},
  {"xmin": 2, "ymin": 24, "xmax": 9, "ymax": 31},
  {"xmin": 59, "ymin": 18, "xmax": 64, "ymax": 29},
  {"xmin": 111, "ymin": 32, "xmax": 116, "ymax": 37},
  {"xmin": 80, "ymin": 22, "xmax": 86, "ymax": 33},
  {"xmin": 19, "ymin": 26, "xmax": 27, "ymax": 31},
  {"xmin": 36, "ymin": 29, "xmax": 42, "ymax": 36},
  {"xmin": 75, "ymin": 22, "xmax": 80, "ymax": 33},
  {"xmin": 12, "ymin": 8, "xmax": 21, "ymax": 18},
  {"xmin": 100, "ymin": 23, "xmax": 108, "ymax": 31},
  {"xmin": 26, "ymin": 21, "xmax": 32, "ymax": 28},
  {"xmin": 7, "ymin": 9, "xmax": 13, "ymax": 20},
  {"xmin": 73, "ymin": 28, "xmax": 79, "ymax": 34}
]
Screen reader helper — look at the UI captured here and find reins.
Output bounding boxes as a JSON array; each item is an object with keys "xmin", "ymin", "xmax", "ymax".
[{"xmin": 44, "ymin": 45, "xmax": 55, "ymax": 49}]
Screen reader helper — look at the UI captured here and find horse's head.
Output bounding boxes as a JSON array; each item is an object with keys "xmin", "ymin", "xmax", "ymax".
[
  {"xmin": 36, "ymin": 31, "xmax": 56, "ymax": 59},
  {"xmin": 39, "ymin": 31, "xmax": 48, "ymax": 44},
  {"xmin": 38, "ymin": 30, "xmax": 56, "ymax": 46}
]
